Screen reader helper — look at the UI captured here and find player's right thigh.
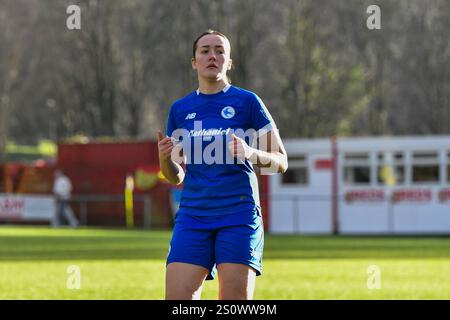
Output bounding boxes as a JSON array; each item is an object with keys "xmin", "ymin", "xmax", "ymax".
[
  {"xmin": 165, "ymin": 214, "xmax": 215, "ymax": 300},
  {"xmin": 165, "ymin": 262, "xmax": 209, "ymax": 300}
]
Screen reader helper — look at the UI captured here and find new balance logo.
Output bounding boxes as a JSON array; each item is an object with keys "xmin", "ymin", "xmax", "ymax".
[{"xmin": 185, "ymin": 113, "xmax": 196, "ymax": 120}]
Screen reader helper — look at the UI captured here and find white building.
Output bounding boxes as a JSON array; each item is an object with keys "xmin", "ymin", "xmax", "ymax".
[{"xmin": 269, "ymin": 135, "xmax": 450, "ymax": 234}]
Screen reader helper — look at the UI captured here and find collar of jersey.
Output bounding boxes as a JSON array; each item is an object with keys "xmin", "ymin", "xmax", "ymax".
[{"xmin": 196, "ymin": 84, "xmax": 231, "ymax": 96}]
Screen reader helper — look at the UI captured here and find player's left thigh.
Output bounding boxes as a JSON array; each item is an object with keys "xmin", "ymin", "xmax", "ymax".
[
  {"xmin": 217, "ymin": 263, "xmax": 256, "ymax": 300},
  {"xmin": 216, "ymin": 221, "xmax": 264, "ymax": 300}
]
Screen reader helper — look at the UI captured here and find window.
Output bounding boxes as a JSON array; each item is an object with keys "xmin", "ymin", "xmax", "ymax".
[
  {"xmin": 282, "ymin": 155, "xmax": 308, "ymax": 185},
  {"xmin": 282, "ymin": 168, "xmax": 308, "ymax": 184},
  {"xmin": 448, "ymin": 152, "xmax": 450, "ymax": 183},
  {"xmin": 344, "ymin": 167, "xmax": 370, "ymax": 184},
  {"xmin": 377, "ymin": 152, "xmax": 405, "ymax": 185},
  {"xmin": 412, "ymin": 152, "xmax": 439, "ymax": 183},
  {"xmin": 413, "ymin": 166, "xmax": 439, "ymax": 182},
  {"xmin": 343, "ymin": 153, "xmax": 370, "ymax": 185}
]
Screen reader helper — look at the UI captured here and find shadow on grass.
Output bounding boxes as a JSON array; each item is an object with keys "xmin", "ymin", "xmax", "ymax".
[
  {"xmin": 0, "ymin": 232, "xmax": 449, "ymax": 261},
  {"xmin": 0, "ymin": 234, "xmax": 170, "ymax": 261},
  {"xmin": 264, "ymin": 235, "xmax": 450, "ymax": 259}
]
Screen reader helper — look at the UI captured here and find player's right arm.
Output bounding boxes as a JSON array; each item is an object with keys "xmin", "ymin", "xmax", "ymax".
[{"xmin": 157, "ymin": 130, "xmax": 185, "ymax": 185}]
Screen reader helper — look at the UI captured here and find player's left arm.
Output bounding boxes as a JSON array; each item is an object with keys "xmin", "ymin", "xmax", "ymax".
[{"xmin": 229, "ymin": 129, "xmax": 288, "ymax": 174}]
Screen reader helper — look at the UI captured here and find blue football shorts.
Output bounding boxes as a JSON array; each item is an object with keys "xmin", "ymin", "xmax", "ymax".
[{"xmin": 166, "ymin": 207, "xmax": 264, "ymax": 280}]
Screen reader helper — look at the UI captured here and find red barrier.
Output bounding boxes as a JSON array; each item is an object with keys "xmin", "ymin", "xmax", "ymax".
[{"xmin": 57, "ymin": 140, "xmax": 172, "ymax": 228}]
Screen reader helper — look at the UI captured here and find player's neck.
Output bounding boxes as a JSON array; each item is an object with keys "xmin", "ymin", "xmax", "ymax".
[{"xmin": 197, "ymin": 79, "xmax": 229, "ymax": 95}]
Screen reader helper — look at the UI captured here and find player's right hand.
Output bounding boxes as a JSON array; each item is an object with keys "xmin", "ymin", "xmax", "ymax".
[{"xmin": 157, "ymin": 130, "xmax": 174, "ymax": 161}]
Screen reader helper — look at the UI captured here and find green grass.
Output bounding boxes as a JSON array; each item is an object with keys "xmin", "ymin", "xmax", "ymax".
[{"xmin": 0, "ymin": 226, "xmax": 449, "ymax": 299}]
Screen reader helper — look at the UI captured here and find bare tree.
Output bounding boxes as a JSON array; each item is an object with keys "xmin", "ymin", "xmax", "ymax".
[{"xmin": 2, "ymin": 0, "xmax": 450, "ymax": 147}]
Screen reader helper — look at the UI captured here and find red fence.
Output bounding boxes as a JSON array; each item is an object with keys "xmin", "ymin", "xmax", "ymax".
[{"xmin": 58, "ymin": 140, "xmax": 172, "ymax": 228}]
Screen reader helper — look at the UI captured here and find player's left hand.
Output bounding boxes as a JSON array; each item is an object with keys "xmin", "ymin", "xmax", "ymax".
[{"xmin": 228, "ymin": 133, "xmax": 254, "ymax": 161}]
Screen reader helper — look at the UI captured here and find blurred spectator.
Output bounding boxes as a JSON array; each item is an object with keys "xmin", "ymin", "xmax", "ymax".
[{"xmin": 52, "ymin": 170, "xmax": 79, "ymax": 228}]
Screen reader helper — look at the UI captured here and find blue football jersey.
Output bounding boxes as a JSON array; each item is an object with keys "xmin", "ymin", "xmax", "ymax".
[{"xmin": 166, "ymin": 84, "xmax": 276, "ymax": 216}]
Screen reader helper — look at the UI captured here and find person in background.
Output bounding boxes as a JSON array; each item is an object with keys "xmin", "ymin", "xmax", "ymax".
[{"xmin": 52, "ymin": 169, "xmax": 79, "ymax": 228}]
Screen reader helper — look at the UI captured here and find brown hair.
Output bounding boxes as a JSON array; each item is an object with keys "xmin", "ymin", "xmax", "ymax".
[{"xmin": 192, "ymin": 29, "xmax": 231, "ymax": 58}]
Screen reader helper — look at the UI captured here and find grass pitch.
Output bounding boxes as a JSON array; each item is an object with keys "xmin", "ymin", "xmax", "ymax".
[{"xmin": 0, "ymin": 226, "xmax": 449, "ymax": 299}]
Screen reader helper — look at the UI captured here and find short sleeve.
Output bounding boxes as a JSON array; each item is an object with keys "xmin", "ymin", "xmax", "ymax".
[
  {"xmin": 250, "ymin": 94, "xmax": 276, "ymax": 134},
  {"xmin": 166, "ymin": 104, "xmax": 177, "ymax": 137}
]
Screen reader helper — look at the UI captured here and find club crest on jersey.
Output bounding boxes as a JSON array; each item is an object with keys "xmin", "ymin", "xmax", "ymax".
[{"xmin": 221, "ymin": 106, "xmax": 235, "ymax": 119}]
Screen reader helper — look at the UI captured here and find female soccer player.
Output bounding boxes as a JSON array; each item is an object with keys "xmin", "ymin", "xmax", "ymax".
[{"xmin": 158, "ymin": 30, "xmax": 288, "ymax": 300}]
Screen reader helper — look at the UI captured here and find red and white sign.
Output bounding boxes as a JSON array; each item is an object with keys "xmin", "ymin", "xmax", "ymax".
[
  {"xmin": 438, "ymin": 189, "xmax": 450, "ymax": 203},
  {"xmin": 315, "ymin": 159, "xmax": 333, "ymax": 170},
  {"xmin": 391, "ymin": 189, "xmax": 432, "ymax": 203},
  {"xmin": 0, "ymin": 194, "xmax": 55, "ymax": 221},
  {"xmin": 0, "ymin": 197, "xmax": 25, "ymax": 219},
  {"xmin": 345, "ymin": 190, "xmax": 385, "ymax": 203}
]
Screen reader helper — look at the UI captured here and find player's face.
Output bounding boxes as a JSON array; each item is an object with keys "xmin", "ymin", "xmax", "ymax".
[{"xmin": 192, "ymin": 34, "xmax": 232, "ymax": 82}]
